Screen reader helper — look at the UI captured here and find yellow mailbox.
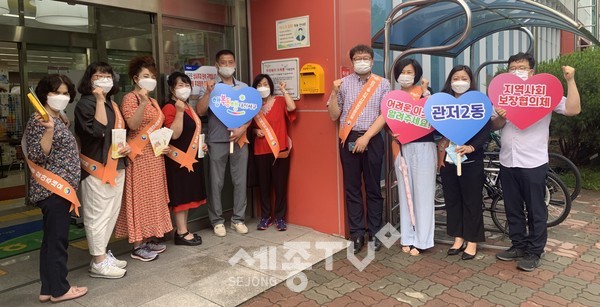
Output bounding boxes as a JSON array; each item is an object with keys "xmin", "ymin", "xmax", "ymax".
[{"xmin": 299, "ymin": 63, "xmax": 325, "ymax": 94}]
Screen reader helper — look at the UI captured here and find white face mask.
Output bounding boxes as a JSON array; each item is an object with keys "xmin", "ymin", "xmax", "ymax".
[
  {"xmin": 137, "ymin": 78, "xmax": 157, "ymax": 91},
  {"xmin": 175, "ymin": 87, "xmax": 191, "ymax": 101},
  {"xmin": 353, "ymin": 60, "xmax": 372, "ymax": 75},
  {"xmin": 93, "ymin": 78, "xmax": 114, "ymax": 94},
  {"xmin": 451, "ymin": 80, "xmax": 470, "ymax": 94},
  {"xmin": 218, "ymin": 66, "xmax": 235, "ymax": 78},
  {"xmin": 397, "ymin": 74, "xmax": 415, "ymax": 88},
  {"xmin": 47, "ymin": 94, "xmax": 70, "ymax": 112},
  {"xmin": 512, "ymin": 69, "xmax": 530, "ymax": 81},
  {"xmin": 257, "ymin": 86, "xmax": 270, "ymax": 98}
]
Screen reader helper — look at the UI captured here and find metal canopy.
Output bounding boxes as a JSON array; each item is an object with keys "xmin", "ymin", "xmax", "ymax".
[{"xmin": 372, "ymin": 0, "xmax": 600, "ymax": 58}]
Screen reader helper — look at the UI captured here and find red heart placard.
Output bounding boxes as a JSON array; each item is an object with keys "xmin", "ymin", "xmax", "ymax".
[
  {"xmin": 381, "ymin": 90, "xmax": 433, "ymax": 144},
  {"xmin": 487, "ymin": 73, "xmax": 564, "ymax": 130}
]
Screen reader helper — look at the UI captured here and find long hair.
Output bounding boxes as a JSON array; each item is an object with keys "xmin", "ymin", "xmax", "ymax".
[{"xmin": 441, "ymin": 65, "xmax": 477, "ymax": 95}]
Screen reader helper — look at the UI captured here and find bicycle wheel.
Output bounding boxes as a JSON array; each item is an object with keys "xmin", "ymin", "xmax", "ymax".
[
  {"xmin": 548, "ymin": 152, "xmax": 581, "ymax": 202},
  {"xmin": 434, "ymin": 175, "xmax": 446, "ymax": 210},
  {"xmin": 545, "ymin": 172, "xmax": 572, "ymax": 227},
  {"xmin": 490, "ymin": 196, "xmax": 508, "ymax": 234}
]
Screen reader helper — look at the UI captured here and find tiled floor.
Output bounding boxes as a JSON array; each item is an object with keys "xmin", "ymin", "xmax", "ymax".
[{"xmin": 0, "ymin": 219, "xmax": 348, "ymax": 306}]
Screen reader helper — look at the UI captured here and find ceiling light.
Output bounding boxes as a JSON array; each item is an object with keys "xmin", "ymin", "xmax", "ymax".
[{"xmin": 35, "ymin": 0, "xmax": 88, "ymax": 26}]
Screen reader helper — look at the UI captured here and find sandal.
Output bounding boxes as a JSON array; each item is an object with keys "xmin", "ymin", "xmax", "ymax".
[
  {"xmin": 401, "ymin": 245, "xmax": 411, "ymax": 253},
  {"xmin": 409, "ymin": 247, "xmax": 424, "ymax": 256},
  {"xmin": 50, "ymin": 286, "xmax": 88, "ymax": 303},
  {"xmin": 38, "ymin": 294, "xmax": 51, "ymax": 303}
]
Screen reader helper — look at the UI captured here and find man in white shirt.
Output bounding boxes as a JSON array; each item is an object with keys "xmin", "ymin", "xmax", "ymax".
[{"xmin": 491, "ymin": 52, "xmax": 581, "ymax": 272}]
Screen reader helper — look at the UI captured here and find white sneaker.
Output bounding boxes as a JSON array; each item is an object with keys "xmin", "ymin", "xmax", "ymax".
[
  {"xmin": 231, "ymin": 222, "xmax": 249, "ymax": 234},
  {"xmin": 214, "ymin": 224, "xmax": 226, "ymax": 237},
  {"xmin": 89, "ymin": 258, "xmax": 126, "ymax": 279},
  {"xmin": 107, "ymin": 250, "xmax": 127, "ymax": 269}
]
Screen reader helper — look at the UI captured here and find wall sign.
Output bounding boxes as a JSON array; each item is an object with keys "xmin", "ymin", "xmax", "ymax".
[
  {"xmin": 261, "ymin": 58, "xmax": 300, "ymax": 100},
  {"xmin": 276, "ymin": 16, "xmax": 310, "ymax": 50}
]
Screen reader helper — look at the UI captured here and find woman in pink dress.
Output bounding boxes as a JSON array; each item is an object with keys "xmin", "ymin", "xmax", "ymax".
[{"xmin": 115, "ymin": 55, "xmax": 172, "ymax": 261}]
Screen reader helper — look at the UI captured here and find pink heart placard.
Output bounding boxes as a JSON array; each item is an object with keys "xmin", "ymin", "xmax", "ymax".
[
  {"xmin": 381, "ymin": 90, "xmax": 433, "ymax": 144},
  {"xmin": 487, "ymin": 73, "xmax": 564, "ymax": 130}
]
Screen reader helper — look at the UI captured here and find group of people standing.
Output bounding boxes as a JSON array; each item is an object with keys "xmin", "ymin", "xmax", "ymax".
[
  {"xmin": 25, "ymin": 49, "xmax": 295, "ymax": 302},
  {"xmin": 329, "ymin": 45, "xmax": 580, "ymax": 273}
]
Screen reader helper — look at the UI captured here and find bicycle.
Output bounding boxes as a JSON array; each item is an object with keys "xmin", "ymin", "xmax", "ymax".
[
  {"xmin": 435, "ymin": 151, "xmax": 572, "ymax": 234},
  {"xmin": 488, "ymin": 131, "xmax": 582, "ymax": 202}
]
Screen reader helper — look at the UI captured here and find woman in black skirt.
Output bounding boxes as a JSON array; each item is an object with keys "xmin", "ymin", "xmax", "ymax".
[{"xmin": 162, "ymin": 72, "xmax": 207, "ymax": 245}]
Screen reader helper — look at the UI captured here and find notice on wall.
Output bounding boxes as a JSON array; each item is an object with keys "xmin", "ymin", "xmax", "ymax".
[
  {"xmin": 276, "ymin": 16, "xmax": 310, "ymax": 50},
  {"xmin": 184, "ymin": 65, "xmax": 218, "ymax": 96},
  {"xmin": 261, "ymin": 58, "xmax": 300, "ymax": 100}
]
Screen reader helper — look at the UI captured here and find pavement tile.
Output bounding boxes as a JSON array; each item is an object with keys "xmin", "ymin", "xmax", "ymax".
[
  {"xmin": 302, "ymin": 288, "xmax": 332, "ymax": 305},
  {"xmin": 527, "ymin": 291, "xmax": 573, "ymax": 307},
  {"xmin": 576, "ymin": 291, "xmax": 600, "ymax": 303}
]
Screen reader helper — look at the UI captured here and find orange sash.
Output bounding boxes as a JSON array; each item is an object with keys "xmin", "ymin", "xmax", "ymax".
[
  {"xmin": 127, "ymin": 96, "xmax": 165, "ymax": 160},
  {"xmin": 166, "ymin": 106, "xmax": 201, "ymax": 172},
  {"xmin": 79, "ymin": 102, "xmax": 124, "ymax": 186},
  {"xmin": 22, "ymin": 136, "xmax": 81, "ymax": 216},
  {"xmin": 339, "ymin": 74, "xmax": 382, "ymax": 144},
  {"xmin": 253, "ymin": 112, "xmax": 280, "ymax": 159},
  {"xmin": 407, "ymin": 85, "xmax": 423, "ymax": 100}
]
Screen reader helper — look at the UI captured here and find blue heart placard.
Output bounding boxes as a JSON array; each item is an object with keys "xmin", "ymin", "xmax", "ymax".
[
  {"xmin": 424, "ymin": 91, "xmax": 492, "ymax": 145},
  {"xmin": 209, "ymin": 84, "xmax": 261, "ymax": 128}
]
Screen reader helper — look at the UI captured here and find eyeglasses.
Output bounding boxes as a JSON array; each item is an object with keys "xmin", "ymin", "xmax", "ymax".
[
  {"xmin": 352, "ymin": 57, "xmax": 372, "ymax": 63},
  {"xmin": 508, "ymin": 66, "xmax": 531, "ymax": 72}
]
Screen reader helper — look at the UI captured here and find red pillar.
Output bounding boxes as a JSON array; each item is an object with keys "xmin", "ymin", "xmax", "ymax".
[{"xmin": 249, "ymin": 0, "xmax": 372, "ymax": 236}]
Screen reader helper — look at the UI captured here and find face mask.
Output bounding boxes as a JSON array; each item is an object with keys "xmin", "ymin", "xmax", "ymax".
[
  {"xmin": 93, "ymin": 78, "xmax": 113, "ymax": 94},
  {"xmin": 137, "ymin": 78, "xmax": 157, "ymax": 91},
  {"xmin": 353, "ymin": 61, "xmax": 372, "ymax": 75},
  {"xmin": 451, "ymin": 80, "xmax": 470, "ymax": 94},
  {"xmin": 257, "ymin": 86, "xmax": 270, "ymax": 98},
  {"xmin": 218, "ymin": 66, "xmax": 235, "ymax": 78},
  {"xmin": 512, "ymin": 69, "xmax": 530, "ymax": 81},
  {"xmin": 47, "ymin": 94, "xmax": 70, "ymax": 112},
  {"xmin": 397, "ymin": 74, "xmax": 415, "ymax": 88},
  {"xmin": 175, "ymin": 87, "xmax": 191, "ymax": 101}
]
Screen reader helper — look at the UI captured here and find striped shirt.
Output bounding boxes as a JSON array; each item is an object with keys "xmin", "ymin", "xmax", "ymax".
[{"xmin": 337, "ymin": 73, "xmax": 390, "ymax": 131}]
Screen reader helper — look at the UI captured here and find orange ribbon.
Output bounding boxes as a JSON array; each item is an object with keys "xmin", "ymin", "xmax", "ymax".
[
  {"xmin": 166, "ymin": 106, "xmax": 201, "ymax": 172},
  {"xmin": 127, "ymin": 96, "xmax": 165, "ymax": 160},
  {"xmin": 253, "ymin": 112, "xmax": 280, "ymax": 159},
  {"xmin": 25, "ymin": 158, "xmax": 81, "ymax": 216},
  {"xmin": 80, "ymin": 102, "xmax": 124, "ymax": 186},
  {"xmin": 339, "ymin": 74, "xmax": 382, "ymax": 144}
]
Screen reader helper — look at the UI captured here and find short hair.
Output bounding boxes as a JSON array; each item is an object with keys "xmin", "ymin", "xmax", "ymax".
[
  {"xmin": 251, "ymin": 74, "xmax": 274, "ymax": 96},
  {"xmin": 441, "ymin": 65, "xmax": 477, "ymax": 95},
  {"xmin": 35, "ymin": 74, "xmax": 76, "ymax": 105},
  {"xmin": 166, "ymin": 71, "xmax": 192, "ymax": 100},
  {"xmin": 127, "ymin": 55, "xmax": 157, "ymax": 80},
  {"xmin": 215, "ymin": 49, "xmax": 236, "ymax": 62},
  {"xmin": 508, "ymin": 52, "xmax": 535, "ymax": 69},
  {"xmin": 349, "ymin": 44, "xmax": 374, "ymax": 61},
  {"xmin": 393, "ymin": 58, "xmax": 423, "ymax": 85},
  {"xmin": 78, "ymin": 62, "xmax": 119, "ymax": 97}
]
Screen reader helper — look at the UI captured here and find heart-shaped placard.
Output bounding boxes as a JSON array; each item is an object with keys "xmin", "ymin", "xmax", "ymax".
[
  {"xmin": 209, "ymin": 84, "xmax": 261, "ymax": 128},
  {"xmin": 424, "ymin": 91, "xmax": 493, "ymax": 145},
  {"xmin": 381, "ymin": 90, "xmax": 433, "ymax": 144},
  {"xmin": 487, "ymin": 73, "xmax": 564, "ymax": 130}
]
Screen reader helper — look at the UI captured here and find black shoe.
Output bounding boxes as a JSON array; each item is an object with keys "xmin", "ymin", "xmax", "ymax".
[
  {"xmin": 369, "ymin": 236, "xmax": 382, "ymax": 251},
  {"xmin": 496, "ymin": 247, "xmax": 525, "ymax": 261},
  {"xmin": 461, "ymin": 251, "xmax": 476, "ymax": 260},
  {"xmin": 175, "ymin": 232, "xmax": 202, "ymax": 246},
  {"xmin": 447, "ymin": 243, "xmax": 466, "ymax": 256},
  {"xmin": 517, "ymin": 253, "xmax": 541, "ymax": 272},
  {"xmin": 352, "ymin": 235, "xmax": 365, "ymax": 254}
]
